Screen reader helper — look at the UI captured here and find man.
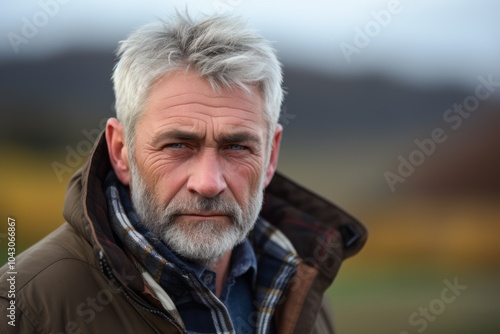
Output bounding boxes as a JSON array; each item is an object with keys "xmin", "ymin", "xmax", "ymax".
[{"xmin": 0, "ymin": 13, "xmax": 367, "ymax": 334}]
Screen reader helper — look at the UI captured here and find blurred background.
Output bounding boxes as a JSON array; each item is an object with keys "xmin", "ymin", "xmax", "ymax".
[{"xmin": 1, "ymin": 0, "xmax": 499, "ymax": 332}]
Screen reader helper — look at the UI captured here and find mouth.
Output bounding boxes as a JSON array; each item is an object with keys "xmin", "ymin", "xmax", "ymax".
[
  {"xmin": 173, "ymin": 212, "xmax": 232, "ymax": 225},
  {"xmin": 179, "ymin": 212, "xmax": 227, "ymax": 217}
]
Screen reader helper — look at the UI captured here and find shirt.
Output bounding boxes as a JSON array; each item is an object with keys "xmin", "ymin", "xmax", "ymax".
[
  {"xmin": 186, "ymin": 239, "xmax": 257, "ymax": 333},
  {"xmin": 105, "ymin": 172, "xmax": 300, "ymax": 334}
]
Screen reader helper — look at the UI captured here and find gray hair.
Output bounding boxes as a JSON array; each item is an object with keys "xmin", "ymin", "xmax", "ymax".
[{"xmin": 112, "ymin": 12, "xmax": 284, "ymax": 151}]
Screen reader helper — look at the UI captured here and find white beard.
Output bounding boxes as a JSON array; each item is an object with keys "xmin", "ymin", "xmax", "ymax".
[{"xmin": 128, "ymin": 159, "xmax": 265, "ymax": 267}]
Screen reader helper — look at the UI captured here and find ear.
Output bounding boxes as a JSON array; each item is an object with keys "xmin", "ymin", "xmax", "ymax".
[
  {"xmin": 105, "ymin": 118, "xmax": 131, "ymax": 185},
  {"xmin": 263, "ymin": 124, "xmax": 283, "ymax": 188}
]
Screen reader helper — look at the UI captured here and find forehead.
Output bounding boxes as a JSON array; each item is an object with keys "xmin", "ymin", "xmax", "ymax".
[{"xmin": 141, "ymin": 70, "xmax": 266, "ymax": 129}]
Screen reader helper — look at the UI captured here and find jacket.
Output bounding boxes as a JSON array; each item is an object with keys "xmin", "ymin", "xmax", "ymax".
[{"xmin": 0, "ymin": 133, "xmax": 367, "ymax": 334}]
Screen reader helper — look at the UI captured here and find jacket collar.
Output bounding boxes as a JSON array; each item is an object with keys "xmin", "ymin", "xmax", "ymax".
[{"xmin": 63, "ymin": 130, "xmax": 367, "ymax": 303}]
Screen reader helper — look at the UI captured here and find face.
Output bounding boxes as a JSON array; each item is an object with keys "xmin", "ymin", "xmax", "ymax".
[{"xmin": 107, "ymin": 70, "xmax": 282, "ymax": 266}]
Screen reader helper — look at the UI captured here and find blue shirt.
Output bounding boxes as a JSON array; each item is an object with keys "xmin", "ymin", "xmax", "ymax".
[{"xmin": 186, "ymin": 239, "xmax": 258, "ymax": 333}]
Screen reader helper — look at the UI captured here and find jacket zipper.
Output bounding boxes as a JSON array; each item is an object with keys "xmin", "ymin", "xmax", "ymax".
[{"xmin": 98, "ymin": 251, "xmax": 185, "ymax": 333}]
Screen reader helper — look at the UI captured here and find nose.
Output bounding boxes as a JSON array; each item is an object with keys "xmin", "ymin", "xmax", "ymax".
[{"xmin": 186, "ymin": 149, "xmax": 227, "ymax": 198}]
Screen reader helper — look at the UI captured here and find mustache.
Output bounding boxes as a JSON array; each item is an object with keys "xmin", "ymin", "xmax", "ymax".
[{"xmin": 163, "ymin": 195, "xmax": 240, "ymax": 220}]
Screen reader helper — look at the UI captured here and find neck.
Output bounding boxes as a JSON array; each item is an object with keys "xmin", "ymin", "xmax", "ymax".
[{"xmin": 208, "ymin": 250, "xmax": 232, "ymax": 297}]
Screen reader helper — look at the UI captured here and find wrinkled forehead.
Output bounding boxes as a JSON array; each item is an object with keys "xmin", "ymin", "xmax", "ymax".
[
  {"xmin": 137, "ymin": 70, "xmax": 268, "ymax": 139},
  {"xmin": 147, "ymin": 70, "xmax": 264, "ymax": 112}
]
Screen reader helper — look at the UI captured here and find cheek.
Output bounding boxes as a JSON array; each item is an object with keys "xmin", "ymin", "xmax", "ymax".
[
  {"xmin": 137, "ymin": 152, "xmax": 189, "ymax": 206},
  {"xmin": 225, "ymin": 158, "xmax": 265, "ymax": 205}
]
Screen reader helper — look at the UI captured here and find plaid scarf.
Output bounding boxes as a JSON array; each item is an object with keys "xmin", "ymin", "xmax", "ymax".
[{"xmin": 105, "ymin": 172, "xmax": 300, "ymax": 334}]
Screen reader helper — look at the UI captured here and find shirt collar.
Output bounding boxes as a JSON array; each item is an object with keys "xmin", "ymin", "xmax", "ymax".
[
  {"xmin": 185, "ymin": 237, "xmax": 257, "ymax": 288},
  {"xmin": 229, "ymin": 237, "xmax": 257, "ymax": 285}
]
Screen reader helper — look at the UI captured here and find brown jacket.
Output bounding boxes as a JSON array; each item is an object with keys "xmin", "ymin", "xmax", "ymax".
[{"xmin": 0, "ymin": 134, "xmax": 367, "ymax": 334}]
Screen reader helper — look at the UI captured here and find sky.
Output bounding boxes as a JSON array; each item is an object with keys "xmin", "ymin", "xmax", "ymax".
[{"xmin": 1, "ymin": 0, "xmax": 500, "ymax": 90}]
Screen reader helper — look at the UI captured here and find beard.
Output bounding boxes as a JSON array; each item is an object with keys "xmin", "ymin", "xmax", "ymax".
[{"xmin": 128, "ymin": 159, "xmax": 265, "ymax": 267}]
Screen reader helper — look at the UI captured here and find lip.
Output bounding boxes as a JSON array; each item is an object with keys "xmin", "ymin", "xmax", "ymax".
[
  {"xmin": 178, "ymin": 212, "xmax": 227, "ymax": 217},
  {"xmin": 175, "ymin": 213, "xmax": 230, "ymax": 223}
]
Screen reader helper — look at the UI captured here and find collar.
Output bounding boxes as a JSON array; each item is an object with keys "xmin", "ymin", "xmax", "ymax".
[
  {"xmin": 104, "ymin": 169, "xmax": 258, "ymax": 290},
  {"xmin": 63, "ymin": 130, "xmax": 367, "ymax": 312},
  {"xmin": 180, "ymin": 237, "xmax": 258, "ymax": 301},
  {"xmin": 105, "ymin": 171, "xmax": 297, "ymax": 333}
]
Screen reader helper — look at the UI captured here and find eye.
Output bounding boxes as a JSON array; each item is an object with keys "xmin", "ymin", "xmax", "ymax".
[
  {"xmin": 227, "ymin": 144, "xmax": 248, "ymax": 151},
  {"xmin": 164, "ymin": 143, "xmax": 186, "ymax": 149}
]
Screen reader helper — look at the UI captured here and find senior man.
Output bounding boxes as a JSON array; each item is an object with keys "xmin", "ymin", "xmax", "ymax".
[{"xmin": 0, "ymin": 13, "xmax": 367, "ymax": 334}]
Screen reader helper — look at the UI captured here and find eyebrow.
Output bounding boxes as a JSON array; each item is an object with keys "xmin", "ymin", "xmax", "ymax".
[
  {"xmin": 151, "ymin": 129, "xmax": 262, "ymax": 147},
  {"xmin": 217, "ymin": 132, "xmax": 261, "ymax": 146},
  {"xmin": 151, "ymin": 130, "xmax": 204, "ymax": 147}
]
